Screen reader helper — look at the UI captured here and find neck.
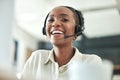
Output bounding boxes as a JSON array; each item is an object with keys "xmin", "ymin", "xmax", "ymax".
[{"xmin": 53, "ymin": 45, "xmax": 75, "ymax": 67}]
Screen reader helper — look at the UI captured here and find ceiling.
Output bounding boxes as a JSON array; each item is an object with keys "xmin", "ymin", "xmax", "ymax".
[{"xmin": 14, "ymin": 0, "xmax": 120, "ymax": 40}]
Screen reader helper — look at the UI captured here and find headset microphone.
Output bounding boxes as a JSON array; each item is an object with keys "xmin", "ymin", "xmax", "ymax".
[
  {"xmin": 64, "ymin": 31, "xmax": 82, "ymax": 39},
  {"xmin": 64, "ymin": 34, "xmax": 75, "ymax": 39}
]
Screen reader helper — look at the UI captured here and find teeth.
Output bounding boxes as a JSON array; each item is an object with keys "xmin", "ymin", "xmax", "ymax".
[{"xmin": 52, "ymin": 31, "xmax": 63, "ymax": 34}]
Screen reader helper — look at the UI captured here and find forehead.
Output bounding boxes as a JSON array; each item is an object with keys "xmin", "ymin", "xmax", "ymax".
[{"xmin": 49, "ymin": 7, "xmax": 75, "ymax": 17}]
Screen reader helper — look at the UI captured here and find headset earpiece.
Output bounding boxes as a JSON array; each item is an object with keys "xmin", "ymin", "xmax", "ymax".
[
  {"xmin": 42, "ymin": 26, "xmax": 46, "ymax": 35},
  {"xmin": 75, "ymin": 25, "xmax": 82, "ymax": 36},
  {"xmin": 74, "ymin": 10, "xmax": 84, "ymax": 36},
  {"xmin": 42, "ymin": 13, "xmax": 49, "ymax": 35}
]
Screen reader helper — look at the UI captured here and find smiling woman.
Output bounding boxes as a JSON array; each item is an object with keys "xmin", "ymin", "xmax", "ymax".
[{"xmin": 19, "ymin": 6, "xmax": 102, "ymax": 80}]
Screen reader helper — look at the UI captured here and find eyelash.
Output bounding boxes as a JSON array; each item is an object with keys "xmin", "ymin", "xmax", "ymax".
[
  {"xmin": 48, "ymin": 19, "xmax": 54, "ymax": 23},
  {"xmin": 48, "ymin": 18, "xmax": 69, "ymax": 23},
  {"xmin": 61, "ymin": 18, "xmax": 68, "ymax": 22}
]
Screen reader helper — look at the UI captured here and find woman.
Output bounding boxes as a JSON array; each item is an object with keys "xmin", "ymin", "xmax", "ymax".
[{"xmin": 20, "ymin": 6, "xmax": 102, "ymax": 80}]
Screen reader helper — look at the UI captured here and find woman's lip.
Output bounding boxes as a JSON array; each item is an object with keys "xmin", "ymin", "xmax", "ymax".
[
  {"xmin": 51, "ymin": 31, "xmax": 63, "ymax": 35},
  {"xmin": 50, "ymin": 30, "xmax": 64, "ymax": 35},
  {"xmin": 50, "ymin": 30, "xmax": 65, "ymax": 38},
  {"xmin": 51, "ymin": 33, "xmax": 64, "ymax": 38}
]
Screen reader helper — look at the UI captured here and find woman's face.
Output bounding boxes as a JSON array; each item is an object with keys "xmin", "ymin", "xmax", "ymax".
[{"xmin": 46, "ymin": 6, "xmax": 76, "ymax": 46}]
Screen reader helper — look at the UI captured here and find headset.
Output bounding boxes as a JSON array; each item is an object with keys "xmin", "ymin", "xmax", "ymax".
[{"xmin": 42, "ymin": 6, "xmax": 84, "ymax": 38}]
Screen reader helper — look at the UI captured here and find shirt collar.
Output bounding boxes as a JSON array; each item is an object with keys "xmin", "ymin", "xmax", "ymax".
[
  {"xmin": 44, "ymin": 47, "xmax": 83, "ymax": 64},
  {"xmin": 70, "ymin": 47, "xmax": 82, "ymax": 62},
  {"xmin": 44, "ymin": 49, "xmax": 55, "ymax": 64}
]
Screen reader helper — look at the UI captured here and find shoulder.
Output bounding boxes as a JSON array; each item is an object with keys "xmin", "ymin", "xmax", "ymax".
[
  {"xmin": 31, "ymin": 49, "xmax": 50, "ymax": 57},
  {"xmin": 20, "ymin": 49, "xmax": 50, "ymax": 79},
  {"xmin": 82, "ymin": 54, "xmax": 102, "ymax": 63},
  {"xmin": 74, "ymin": 47, "xmax": 102, "ymax": 64},
  {"xmin": 22, "ymin": 50, "xmax": 50, "ymax": 72},
  {"xmin": 29, "ymin": 49, "xmax": 50, "ymax": 62},
  {"xmin": 24, "ymin": 49, "xmax": 50, "ymax": 67}
]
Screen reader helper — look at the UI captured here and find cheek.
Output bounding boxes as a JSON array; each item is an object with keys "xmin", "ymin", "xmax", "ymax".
[
  {"xmin": 68, "ymin": 25, "xmax": 76, "ymax": 33},
  {"xmin": 67, "ymin": 19, "xmax": 76, "ymax": 34},
  {"xmin": 72, "ymin": 26, "xmax": 76, "ymax": 32}
]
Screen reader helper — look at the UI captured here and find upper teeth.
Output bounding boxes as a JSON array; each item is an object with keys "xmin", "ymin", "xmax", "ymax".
[{"xmin": 52, "ymin": 31, "xmax": 63, "ymax": 34}]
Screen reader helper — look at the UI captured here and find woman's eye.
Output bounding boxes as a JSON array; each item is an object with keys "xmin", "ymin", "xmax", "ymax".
[
  {"xmin": 48, "ymin": 19, "xmax": 54, "ymax": 23},
  {"xmin": 61, "ymin": 18, "xmax": 68, "ymax": 22}
]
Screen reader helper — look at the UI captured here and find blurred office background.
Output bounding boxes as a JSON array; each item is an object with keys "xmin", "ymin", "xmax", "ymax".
[{"xmin": 0, "ymin": 0, "xmax": 120, "ymax": 79}]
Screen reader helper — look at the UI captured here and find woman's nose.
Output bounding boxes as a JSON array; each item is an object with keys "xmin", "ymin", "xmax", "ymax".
[{"xmin": 52, "ymin": 20, "xmax": 61, "ymax": 27}]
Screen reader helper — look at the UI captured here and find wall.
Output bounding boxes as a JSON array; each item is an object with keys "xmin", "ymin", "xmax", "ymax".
[{"xmin": 0, "ymin": 0, "xmax": 13, "ymax": 66}]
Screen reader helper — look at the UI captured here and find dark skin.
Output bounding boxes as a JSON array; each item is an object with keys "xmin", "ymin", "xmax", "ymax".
[{"xmin": 46, "ymin": 6, "xmax": 77, "ymax": 67}]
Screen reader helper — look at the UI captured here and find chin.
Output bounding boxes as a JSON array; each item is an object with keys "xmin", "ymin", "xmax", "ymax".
[{"xmin": 50, "ymin": 40, "xmax": 65, "ymax": 47}]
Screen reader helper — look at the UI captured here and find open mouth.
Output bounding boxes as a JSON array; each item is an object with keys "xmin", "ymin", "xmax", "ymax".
[{"xmin": 51, "ymin": 30, "xmax": 64, "ymax": 35}]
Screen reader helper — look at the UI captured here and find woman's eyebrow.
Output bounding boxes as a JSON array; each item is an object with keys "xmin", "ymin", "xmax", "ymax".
[
  {"xmin": 49, "ymin": 13, "xmax": 69, "ymax": 17},
  {"xmin": 60, "ymin": 13, "xmax": 69, "ymax": 17}
]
